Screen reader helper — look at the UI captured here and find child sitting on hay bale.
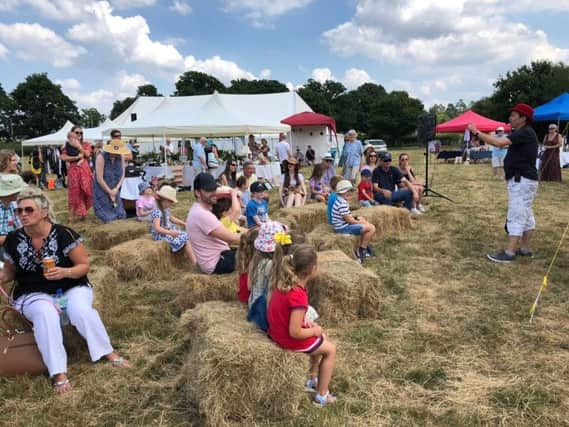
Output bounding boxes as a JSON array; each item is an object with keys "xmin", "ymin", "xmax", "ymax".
[
  {"xmin": 246, "ymin": 181, "xmax": 270, "ymax": 228},
  {"xmin": 326, "ymin": 175, "xmax": 342, "ymax": 225},
  {"xmin": 308, "ymin": 163, "xmax": 328, "ymax": 203},
  {"xmin": 151, "ymin": 185, "xmax": 197, "ymax": 265},
  {"xmin": 331, "ymin": 180, "xmax": 376, "ymax": 264},
  {"xmin": 136, "ymin": 181, "xmax": 156, "ymax": 222},
  {"xmin": 212, "ymin": 186, "xmax": 247, "ymax": 246},
  {"xmin": 236, "ymin": 228, "xmax": 259, "ymax": 303},
  {"xmin": 267, "ymin": 244, "xmax": 337, "ymax": 407}
]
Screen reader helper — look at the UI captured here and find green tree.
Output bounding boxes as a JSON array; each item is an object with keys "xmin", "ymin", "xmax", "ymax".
[
  {"xmin": 0, "ymin": 83, "xmax": 15, "ymax": 139},
  {"xmin": 368, "ymin": 91, "xmax": 425, "ymax": 144},
  {"xmin": 297, "ymin": 79, "xmax": 347, "ymax": 117},
  {"xmin": 110, "ymin": 97, "xmax": 136, "ymax": 120},
  {"xmin": 79, "ymin": 108, "xmax": 105, "ymax": 128},
  {"xmin": 137, "ymin": 84, "xmax": 161, "ymax": 97},
  {"xmin": 227, "ymin": 79, "xmax": 288, "ymax": 94},
  {"xmin": 174, "ymin": 71, "xmax": 226, "ymax": 96},
  {"xmin": 10, "ymin": 73, "xmax": 79, "ymax": 139}
]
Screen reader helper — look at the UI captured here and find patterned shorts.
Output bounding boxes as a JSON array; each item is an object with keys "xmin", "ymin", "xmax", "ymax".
[{"xmin": 506, "ymin": 177, "xmax": 538, "ymax": 236}]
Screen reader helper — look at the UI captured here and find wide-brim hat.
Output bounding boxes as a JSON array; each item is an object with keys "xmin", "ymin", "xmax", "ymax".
[
  {"xmin": 103, "ymin": 139, "xmax": 131, "ymax": 155},
  {"xmin": 285, "ymin": 157, "xmax": 299, "ymax": 165},
  {"xmin": 0, "ymin": 174, "xmax": 24, "ymax": 197},
  {"xmin": 215, "ymin": 185, "xmax": 232, "ymax": 199},
  {"xmin": 509, "ymin": 103, "xmax": 534, "ymax": 122},
  {"xmin": 322, "ymin": 152, "xmax": 334, "ymax": 161},
  {"xmin": 254, "ymin": 221, "xmax": 286, "ymax": 253},
  {"xmin": 156, "ymin": 185, "xmax": 177, "ymax": 203},
  {"xmin": 336, "ymin": 180, "xmax": 353, "ymax": 194}
]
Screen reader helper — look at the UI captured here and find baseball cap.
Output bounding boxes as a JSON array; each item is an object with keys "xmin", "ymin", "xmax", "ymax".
[
  {"xmin": 193, "ymin": 172, "xmax": 219, "ymax": 192},
  {"xmin": 496, "ymin": 126, "xmax": 504, "ymax": 132},
  {"xmin": 361, "ymin": 169, "xmax": 372, "ymax": 177},
  {"xmin": 380, "ymin": 152, "xmax": 392, "ymax": 161},
  {"xmin": 250, "ymin": 181, "xmax": 266, "ymax": 193}
]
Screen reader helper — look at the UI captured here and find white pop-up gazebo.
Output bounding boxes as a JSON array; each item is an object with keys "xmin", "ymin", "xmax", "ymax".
[{"xmin": 22, "ymin": 120, "xmax": 74, "ymax": 147}]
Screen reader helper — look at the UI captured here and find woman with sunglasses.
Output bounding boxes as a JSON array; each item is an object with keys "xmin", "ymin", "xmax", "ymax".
[
  {"xmin": 219, "ymin": 159, "xmax": 238, "ymax": 188},
  {"xmin": 0, "ymin": 188, "xmax": 129, "ymax": 394},
  {"xmin": 398, "ymin": 153, "xmax": 425, "ymax": 212},
  {"xmin": 539, "ymin": 124, "xmax": 562, "ymax": 182},
  {"xmin": 60, "ymin": 126, "xmax": 93, "ymax": 222},
  {"xmin": 361, "ymin": 150, "xmax": 379, "ymax": 174}
]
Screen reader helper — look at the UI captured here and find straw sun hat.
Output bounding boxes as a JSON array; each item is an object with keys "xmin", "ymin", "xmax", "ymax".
[
  {"xmin": 156, "ymin": 185, "xmax": 178, "ymax": 203},
  {"xmin": 103, "ymin": 139, "xmax": 131, "ymax": 155}
]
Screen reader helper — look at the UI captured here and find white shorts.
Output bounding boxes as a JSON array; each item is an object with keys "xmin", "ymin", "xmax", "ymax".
[
  {"xmin": 506, "ymin": 177, "xmax": 538, "ymax": 237},
  {"xmin": 492, "ymin": 156, "xmax": 504, "ymax": 168}
]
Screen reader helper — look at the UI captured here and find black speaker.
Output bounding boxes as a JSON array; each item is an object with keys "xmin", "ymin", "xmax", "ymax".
[{"xmin": 417, "ymin": 113, "xmax": 436, "ymax": 143}]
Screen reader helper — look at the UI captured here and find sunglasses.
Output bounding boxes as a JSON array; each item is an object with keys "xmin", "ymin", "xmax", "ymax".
[
  {"xmin": 230, "ymin": 163, "xmax": 237, "ymax": 166},
  {"xmin": 400, "ymin": 158, "xmax": 409, "ymax": 161},
  {"xmin": 15, "ymin": 207, "xmax": 36, "ymax": 215},
  {"xmin": 384, "ymin": 159, "xmax": 392, "ymax": 162},
  {"xmin": 369, "ymin": 154, "xmax": 377, "ymax": 157},
  {"xmin": 111, "ymin": 134, "xmax": 122, "ymax": 138},
  {"xmin": 75, "ymin": 131, "xmax": 83, "ymax": 135}
]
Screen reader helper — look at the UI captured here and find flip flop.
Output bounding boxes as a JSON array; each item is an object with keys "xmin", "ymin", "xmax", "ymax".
[
  {"xmin": 109, "ymin": 357, "xmax": 130, "ymax": 368},
  {"xmin": 53, "ymin": 379, "xmax": 72, "ymax": 394}
]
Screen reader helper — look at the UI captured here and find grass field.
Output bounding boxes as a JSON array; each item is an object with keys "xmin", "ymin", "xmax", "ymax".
[{"xmin": 2, "ymin": 148, "xmax": 569, "ymax": 426}]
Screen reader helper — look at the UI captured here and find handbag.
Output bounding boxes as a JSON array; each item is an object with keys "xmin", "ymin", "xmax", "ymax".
[{"xmin": 0, "ymin": 307, "xmax": 47, "ymax": 377}]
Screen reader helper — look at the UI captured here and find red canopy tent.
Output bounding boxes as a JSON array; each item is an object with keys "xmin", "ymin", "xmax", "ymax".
[
  {"xmin": 436, "ymin": 110, "xmax": 511, "ymax": 133},
  {"xmin": 281, "ymin": 111, "xmax": 340, "ymax": 156}
]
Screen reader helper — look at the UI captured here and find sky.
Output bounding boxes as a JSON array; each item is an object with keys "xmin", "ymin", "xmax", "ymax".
[{"xmin": 1, "ymin": 0, "xmax": 569, "ymax": 116}]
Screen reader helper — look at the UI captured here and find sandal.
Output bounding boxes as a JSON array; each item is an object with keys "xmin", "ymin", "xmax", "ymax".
[
  {"xmin": 109, "ymin": 356, "xmax": 130, "ymax": 368},
  {"xmin": 313, "ymin": 392, "xmax": 337, "ymax": 407},
  {"xmin": 305, "ymin": 377, "xmax": 318, "ymax": 393},
  {"xmin": 52, "ymin": 378, "xmax": 72, "ymax": 394}
]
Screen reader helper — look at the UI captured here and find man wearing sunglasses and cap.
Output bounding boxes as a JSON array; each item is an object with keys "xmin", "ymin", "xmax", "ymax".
[{"xmin": 467, "ymin": 104, "xmax": 538, "ymax": 263}]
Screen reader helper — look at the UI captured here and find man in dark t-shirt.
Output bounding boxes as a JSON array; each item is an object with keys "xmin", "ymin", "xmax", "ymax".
[
  {"xmin": 372, "ymin": 152, "xmax": 420, "ymax": 213},
  {"xmin": 468, "ymin": 103, "xmax": 538, "ymax": 263}
]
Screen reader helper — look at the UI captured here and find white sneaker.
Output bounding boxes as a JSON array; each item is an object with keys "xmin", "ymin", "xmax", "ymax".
[
  {"xmin": 410, "ymin": 208, "xmax": 422, "ymax": 215},
  {"xmin": 418, "ymin": 204, "xmax": 426, "ymax": 213}
]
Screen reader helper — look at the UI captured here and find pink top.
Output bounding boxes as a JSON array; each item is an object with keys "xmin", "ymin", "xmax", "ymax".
[
  {"xmin": 136, "ymin": 195, "xmax": 156, "ymax": 216},
  {"xmin": 186, "ymin": 202, "xmax": 230, "ymax": 274}
]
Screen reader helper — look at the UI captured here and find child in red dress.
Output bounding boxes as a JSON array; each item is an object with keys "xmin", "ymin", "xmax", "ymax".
[{"xmin": 267, "ymin": 244, "xmax": 337, "ymax": 407}]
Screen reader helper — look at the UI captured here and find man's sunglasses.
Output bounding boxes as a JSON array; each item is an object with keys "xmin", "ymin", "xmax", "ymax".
[{"xmin": 15, "ymin": 207, "xmax": 36, "ymax": 215}]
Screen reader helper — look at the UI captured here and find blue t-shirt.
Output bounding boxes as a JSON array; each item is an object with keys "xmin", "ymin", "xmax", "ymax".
[
  {"xmin": 246, "ymin": 199, "xmax": 269, "ymax": 227},
  {"xmin": 327, "ymin": 192, "xmax": 337, "ymax": 225},
  {"xmin": 193, "ymin": 143, "xmax": 206, "ymax": 168}
]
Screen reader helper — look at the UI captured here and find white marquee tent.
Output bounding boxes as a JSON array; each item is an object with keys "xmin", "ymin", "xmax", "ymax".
[
  {"xmin": 22, "ymin": 120, "xmax": 74, "ymax": 147},
  {"xmin": 82, "ymin": 118, "xmax": 116, "ymax": 141},
  {"xmin": 114, "ymin": 91, "xmax": 312, "ymax": 137}
]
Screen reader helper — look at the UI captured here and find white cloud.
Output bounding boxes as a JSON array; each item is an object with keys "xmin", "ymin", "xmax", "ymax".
[
  {"xmin": 57, "ymin": 71, "xmax": 148, "ymax": 113},
  {"xmin": 342, "ymin": 68, "xmax": 373, "ymax": 89},
  {"xmin": 184, "ymin": 55, "xmax": 256, "ymax": 84},
  {"xmin": 169, "ymin": 0, "xmax": 192, "ymax": 15},
  {"xmin": 0, "ymin": 42, "xmax": 8, "ymax": 58},
  {"xmin": 67, "ymin": 1, "xmax": 184, "ymax": 72},
  {"xmin": 0, "ymin": 22, "xmax": 85, "ymax": 67},
  {"xmin": 222, "ymin": 0, "xmax": 313, "ymax": 25},
  {"xmin": 311, "ymin": 67, "xmax": 335, "ymax": 83},
  {"xmin": 112, "ymin": 0, "xmax": 156, "ymax": 9},
  {"xmin": 259, "ymin": 68, "xmax": 272, "ymax": 79}
]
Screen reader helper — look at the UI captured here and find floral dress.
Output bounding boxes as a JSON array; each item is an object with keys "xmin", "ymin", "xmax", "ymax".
[{"xmin": 150, "ymin": 208, "xmax": 188, "ymax": 253}]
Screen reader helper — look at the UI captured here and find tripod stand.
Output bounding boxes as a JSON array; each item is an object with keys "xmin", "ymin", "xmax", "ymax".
[{"xmin": 418, "ymin": 114, "xmax": 453, "ymax": 202}]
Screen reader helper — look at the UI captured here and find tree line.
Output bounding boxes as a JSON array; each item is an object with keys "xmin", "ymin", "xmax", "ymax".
[{"xmin": 1, "ymin": 61, "xmax": 567, "ymax": 144}]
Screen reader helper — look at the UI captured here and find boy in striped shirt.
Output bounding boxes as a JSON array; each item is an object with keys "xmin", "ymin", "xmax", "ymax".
[{"xmin": 330, "ymin": 180, "xmax": 376, "ymax": 263}]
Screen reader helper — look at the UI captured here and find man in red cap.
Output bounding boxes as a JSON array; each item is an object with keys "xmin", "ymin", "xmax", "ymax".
[{"xmin": 467, "ymin": 103, "xmax": 538, "ymax": 263}]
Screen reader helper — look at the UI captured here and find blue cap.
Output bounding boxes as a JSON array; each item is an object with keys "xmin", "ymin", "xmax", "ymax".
[
  {"xmin": 138, "ymin": 181, "xmax": 151, "ymax": 194},
  {"xmin": 361, "ymin": 169, "xmax": 372, "ymax": 177}
]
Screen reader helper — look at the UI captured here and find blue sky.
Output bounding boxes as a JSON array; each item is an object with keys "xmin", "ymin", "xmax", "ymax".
[{"xmin": 1, "ymin": 0, "xmax": 568, "ymax": 115}]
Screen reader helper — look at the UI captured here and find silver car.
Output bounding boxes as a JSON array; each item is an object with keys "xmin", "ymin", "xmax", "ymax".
[{"xmin": 364, "ymin": 139, "xmax": 388, "ymax": 152}]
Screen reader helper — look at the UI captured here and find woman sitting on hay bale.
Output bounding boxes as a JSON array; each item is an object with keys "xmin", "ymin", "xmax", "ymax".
[
  {"xmin": 267, "ymin": 244, "xmax": 337, "ymax": 407},
  {"xmin": 279, "ymin": 157, "xmax": 307, "ymax": 208},
  {"xmin": 0, "ymin": 187, "xmax": 129, "ymax": 394},
  {"xmin": 151, "ymin": 185, "xmax": 196, "ymax": 265}
]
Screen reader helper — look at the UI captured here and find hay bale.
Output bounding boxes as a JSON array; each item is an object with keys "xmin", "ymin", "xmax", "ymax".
[
  {"xmin": 179, "ymin": 301, "xmax": 306, "ymax": 426},
  {"xmin": 308, "ymin": 223, "xmax": 358, "ymax": 259},
  {"xmin": 275, "ymin": 204, "xmax": 328, "ymax": 233},
  {"xmin": 84, "ymin": 220, "xmax": 151, "ymax": 250},
  {"xmin": 89, "ymin": 265, "xmax": 119, "ymax": 324},
  {"xmin": 169, "ymin": 272, "xmax": 237, "ymax": 310},
  {"xmin": 357, "ymin": 205, "xmax": 412, "ymax": 236},
  {"xmin": 309, "ymin": 250, "xmax": 382, "ymax": 321},
  {"xmin": 106, "ymin": 238, "xmax": 193, "ymax": 281}
]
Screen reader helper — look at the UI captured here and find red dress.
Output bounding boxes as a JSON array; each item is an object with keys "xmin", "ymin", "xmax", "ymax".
[
  {"xmin": 64, "ymin": 142, "xmax": 94, "ymax": 218},
  {"xmin": 267, "ymin": 286, "xmax": 321, "ymax": 352},
  {"xmin": 540, "ymin": 135, "xmax": 562, "ymax": 182}
]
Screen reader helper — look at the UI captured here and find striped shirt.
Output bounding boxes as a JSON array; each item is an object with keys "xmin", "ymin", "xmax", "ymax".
[{"xmin": 331, "ymin": 196, "xmax": 350, "ymax": 230}]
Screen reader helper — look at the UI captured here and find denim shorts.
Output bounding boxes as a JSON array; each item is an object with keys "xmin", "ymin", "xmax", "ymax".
[{"xmin": 334, "ymin": 223, "xmax": 364, "ymax": 235}]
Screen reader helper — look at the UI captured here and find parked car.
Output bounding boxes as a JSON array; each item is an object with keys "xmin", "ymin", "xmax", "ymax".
[{"xmin": 364, "ymin": 139, "xmax": 388, "ymax": 152}]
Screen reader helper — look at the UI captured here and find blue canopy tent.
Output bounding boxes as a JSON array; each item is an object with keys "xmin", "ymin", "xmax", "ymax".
[{"xmin": 533, "ymin": 92, "xmax": 569, "ymax": 122}]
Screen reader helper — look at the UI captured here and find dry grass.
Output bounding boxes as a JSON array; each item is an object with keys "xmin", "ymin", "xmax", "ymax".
[
  {"xmin": 3, "ymin": 151, "xmax": 569, "ymax": 426},
  {"xmin": 178, "ymin": 301, "xmax": 307, "ymax": 426},
  {"xmin": 106, "ymin": 238, "xmax": 193, "ymax": 281},
  {"xmin": 83, "ymin": 219, "xmax": 151, "ymax": 250},
  {"xmin": 308, "ymin": 250, "xmax": 383, "ymax": 321}
]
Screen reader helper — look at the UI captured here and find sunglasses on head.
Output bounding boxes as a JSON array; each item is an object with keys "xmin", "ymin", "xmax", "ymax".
[{"xmin": 15, "ymin": 207, "xmax": 36, "ymax": 215}]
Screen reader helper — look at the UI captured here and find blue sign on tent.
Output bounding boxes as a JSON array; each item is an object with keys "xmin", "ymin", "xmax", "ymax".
[{"xmin": 533, "ymin": 92, "xmax": 569, "ymax": 121}]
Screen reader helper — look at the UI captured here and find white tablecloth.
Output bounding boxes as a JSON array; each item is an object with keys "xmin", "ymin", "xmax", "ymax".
[
  {"xmin": 144, "ymin": 165, "xmax": 195, "ymax": 187},
  {"xmin": 256, "ymin": 162, "xmax": 282, "ymax": 185},
  {"xmin": 121, "ymin": 177, "xmax": 143, "ymax": 201},
  {"xmin": 537, "ymin": 152, "xmax": 569, "ymax": 169}
]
